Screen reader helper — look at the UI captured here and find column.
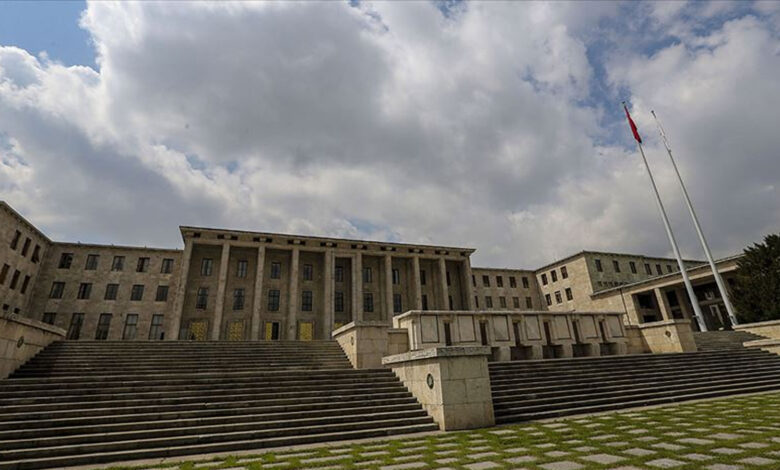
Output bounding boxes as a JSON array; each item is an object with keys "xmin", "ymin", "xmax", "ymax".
[
  {"xmin": 675, "ymin": 287, "xmax": 692, "ymax": 319},
  {"xmin": 250, "ymin": 246, "xmax": 266, "ymax": 340},
  {"xmin": 437, "ymin": 257, "xmax": 449, "ymax": 310},
  {"xmin": 411, "ymin": 256, "xmax": 422, "ymax": 310},
  {"xmin": 461, "ymin": 257, "xmax": 476, "ymax": 311},
  {"xmin": 210, "ymin": 243, "xmax": 231, "ymax": 341},
  {"xmin": 169, "ymin": 239, "xmax": 193, "ymax": 340},
  {"xmin": 286, "ymin": 247, "xmax": 300, "ymax": 340},
  {"xmin": 322, "ymin": 249, "xmax": 335, "ymax": 339},
  {"xmin": 384, "ymin": 254, "xmax": 394, "ymax": 322},
  {"xmin": 654, "ymin": 288, "xmax": 672, "ymax": 321}
]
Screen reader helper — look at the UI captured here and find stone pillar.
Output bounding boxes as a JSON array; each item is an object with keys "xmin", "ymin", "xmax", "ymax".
[
  {"xmin": 322, "ymin": 249, "xmax": 335, "ymax": 339},
  {"xmin": 286, "ymin": 247, "xmax": 300, "ymax": 340},
  {"xmin": 412, "ymin": 256, "xmax": 423, "ymax": 310},
  {"xmin": 675, "ymin": 287, "xmax": 692, "ymax": 319},
  {"xmin": 437, "ymin": 257, "xmax": 449, "ymax": 310},
  {"xmin": 250, "ymin": 246, "xmax": 266, "ymax": 340},
  {"xmin": 352, "ymin": 252, "xmax": 363, "ymax": 321},
  {"xmin": 384, "ymin": 254, "xmax": 394, "ymax": 322},
  {"xmin": 210, "ymin": 243, "xmax": 231, "ymax": 341},
  {"xmin": 169, "ymin": 240, "xmax": 193, "ymax": 340},
  {"xmin": 654, "ymin": 288, "xmax": 672, "ymax": 321},
  {"xmin": 461, "ymin": 258, "xmax": 476, "ymax": 311}
]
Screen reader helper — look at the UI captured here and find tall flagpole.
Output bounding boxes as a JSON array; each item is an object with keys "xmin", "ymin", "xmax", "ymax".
[
  {"xmin": 651, "ymin": 110, "xmax": 739, "ymax": 327},
  {"xmin": 622, "ymin": 102, "xmax": 708, "ymax": 332}
]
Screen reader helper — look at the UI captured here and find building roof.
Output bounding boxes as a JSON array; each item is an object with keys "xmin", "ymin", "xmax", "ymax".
[
  {"xmin": 52, "ymin": 241, "xmax": 182, "ymax": 253},
  {"xmin": 0, "ymin": 201, "xmax": 52, "ymax": 243},
  {"xmin": 533, "ymin": 249, "xmax": 704, "ymax": 273}
]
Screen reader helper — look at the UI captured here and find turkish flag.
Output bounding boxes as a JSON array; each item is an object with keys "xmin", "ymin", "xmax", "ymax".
[{"xmin": 623, "ymin": 104, "xmax": 642, "ymax": 144}]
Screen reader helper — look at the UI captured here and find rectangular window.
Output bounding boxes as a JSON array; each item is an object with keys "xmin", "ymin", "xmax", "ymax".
[
  {"xmin": 513, "ymin": 296, "xmax": 520, "ymax": 308},
  {"xmin": 482, "ymin": 275, "xmax": 490, "ymax": 287},
  {"xmin": 363, "ymin": 292, "xmax": 374, "ymax": 312},
  {"xmin": 629, "ymin": 261, "xmax": 637, "ymax": 274},
  {"xmin": 161, "ymin": 258, "xmax": 174, "ymax": 274},
  {"xmin": 363, "ymin": 267, "xmax": 372, "ymax": 283},
  {"xmin": 392, "ymin": 268, "xmax": 400, "ymax": 285},
  {"xmin": 595, "ymin": 259, "xmax": 603, "ymax": 272},
  {"xmin": 496, "ymin": 276, "xmax": 503, "ymax": 287},
  {"xmin": 95, "ymin": 314, "xmax": 112, "ymax": 340},
  {"xmin": 485, "ymin": 296, "xmax": 493, "ymax": 308},
  {"xmin": 446, "ymin": 271, "xmax": 452, "ymax": 286},
  {"xmin": 656, "ymin": 264, "xmax": 663, "ymax": 275},
  {"xmin": 149, "ymin": 314, "xmax": 164, "ymax": 340},
  {"xmin": 541, "ymin": 273, "xmax": 548, "ymax": 285},
  {"xmin": 233, "ymin": 288, "xmax": 245, "ymax": 310},
  {"xmin": 196, "ymin": 287, "xmax": 209, "ymax": 309},
  {"xmin": 393, "ymin": 293, "xmax": 402, "ymax": 313},
  {"xmin": 270, "ymin": 261, "xmax": 281, "ymax": 279},
  {"xmin": 301, "ymin": 290, "xmax": 313, "ymax": 311},
  {"xmin": 474, "ymin": 296, "xmax": 479, "ymax": 308},
  {"xmin": 522, "ymin": 277, "xmax": 529, "ymax": 289},
  {"xmin": 420, "ymin": 270, "xmax": 427, "ymax": 285},
  {"xmin": 448, "ymin": 295, "xmax": 453, "ymax": 310},
  {"xmin": 667, "ymin": 264, "xmax": 674, "ymax": 273},
  {"xmin": 130, "ymin": 284, "xmax": 144, "ymax": 301},
  {"xmin": 303, "ymin": 264, "xmax": 313, "ymax": 281},
  {"xmin": 551, "ymin": 270, "xmax": 558, "ymax": 282},
  {"xmin": 50, "ymin": 282, "xmax": 65, "ymax": 299},
  {"xmin": 545, "ymin": 294, "xmax": 552, "ymax": 306},
  {"xmin": 10, "ymin": 230, "xmax": 21, "ymax": 249},
  {"xmin": 29, "ymin": 244, "xmax": 39, "ymax": 262},
  {"xmin": 112, "ymin": 256, "xmax": 125, "ymax": 271},
  {"xmin": 230, "ymin": 259, "xmax": 246, "ymax": 279},
  {"xmin": 555, "ymin": 291, "xmax": 562, "ymax": 304},
  {"xmin": 267, "ymin": 289, "xmax": 280, "ymax": 311},
  {"xmin": 123, "ymin": 314, "xmax": 138, "ymax": 340},
  {"xmin": 509, "ymin": 276, "xmax": 517, "ymax": 288},
  {"xmin": 9, "ymin": 270, "xmax": 20, "ymax": 290},
  {"xmin": 613, "ymin": 260, "xmax": 621, "ymax": 273},
  {"xmin": 334, "ymin": 291, "xmax": 344, "ymax": 312},
  {"xmin": 565, "ymin": 287, "xmax": 573, "ymax": 301},
  {"xmin": 335, "ymin": 265, "xmax": 344, "ymax": 282},
  {"xmin": 1, "ymin": 264, "xmax": 11, "ymax": 284},
  {"xmin": 499, "ymin": 296, "xmax": 507, "ymax": 308},
  {"xmin": 67, "ymin": 313, "xmax": 84, "ymax": 340},
  {"xmin": 42, "ymin": 312, "xmax": 56, "ymax": 325},
  {"xmin": 20, "ymin": 275, "xmax": 30, "ymax": 294},
  {"xmin": 137, "ymin": 257, "xmax": 150, "ymax": 273},
  {"xmin": 644, "ymin": 263, "xmax": 652, "ymax": 275},
  {"xmin": 85, "ymin": 254, "xmax": 99, "ymax": 270},
  {"xmin": 200, "ymin": 258, "xmax": 213, "ymax": 276},
  {"xmin": 156, "ymin": 285, "xmax": 169, "ymax": 301},
  {"xmin": 526, "ymin": 296, "xmax": 533, "ymax": 309},
  {"xmin": 59, "ymin": 253, "xmax": 73, "ymax": 269},
  {"xmin": 105, "ymin": 283, "xmax": 119, "ymax": 300},
  {"xmin": 77, "ymin": 283, "xmax": 92, "ymax": 300},
  {"xmin": 421, "ymin": 294, "xmax": 428, "ymax": 310},
  {"xmin": 21, "ymin": 238, "xmax": 31, "ymax": 256},
  {"xmin": 561, "ymin": 266, "xmax": 568, "ymax": 279},
  {"xmin": 472, "ymin": 275, "xmax": 476, "ymax": 287}
]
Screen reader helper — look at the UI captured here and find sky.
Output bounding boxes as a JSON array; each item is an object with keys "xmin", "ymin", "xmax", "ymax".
[{"xmin": 0, "ymin": 1, "xmax": 778, "ymax": 269}]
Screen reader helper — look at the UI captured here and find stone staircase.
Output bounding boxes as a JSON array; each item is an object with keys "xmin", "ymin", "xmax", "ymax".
[
  {"xmin": 0, "ymin": 341, "xmax": 437, "ymax": 470},
  {"xmin": 489, "ymin": 348, "xmax": 780, "ymax": 424},
  {"xmin": 693, "ymin": 330, "xmax": 766, "ymax": 351}
]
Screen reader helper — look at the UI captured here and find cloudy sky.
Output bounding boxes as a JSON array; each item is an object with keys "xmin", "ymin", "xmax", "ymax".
[{"xmin": 0, "ymin": 1, "xmax": 778, "ymax": 268}]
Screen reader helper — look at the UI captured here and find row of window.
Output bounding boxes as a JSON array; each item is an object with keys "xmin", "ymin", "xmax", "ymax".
[
  {"xmin": 58, "ymin": 253, "xmax": 175, "ymax": 274},
  {"xmin": 475, "ymin": 295, "xmax": 534, "ymax": 309},
  {"xmin": 9, "ymin": 230, "xmax": 41, "ymax": 263},
  {"xmin": 0, "ymin": 264, "xmax": 31, "ymax": 293},
  {"xmin": 49, "ymin": 282, "xmax": 169, "ymax": 302},
  {"xmin": 193, "ymin": 288, "xmax": 407, "ymax": 314},
  {"xmin": 43, "ymin": 312, "xmax": 165, "ymax": 341},
  {"xmin": 545, "ymin": 288, "xmax": 574, "ymax": 306},
  {"xmin": 594, "ymin": 258, "xmax": 675, "ymax": 276},
  {"xmin": 474, "ymin": 274, "xmax": 531, "ymax": 289},
  {"xmin": 540, "ymin": 266, "xmax": 568, "ymax": 286}
]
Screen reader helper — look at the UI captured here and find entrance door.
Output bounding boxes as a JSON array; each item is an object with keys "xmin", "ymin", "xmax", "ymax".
[
  {"xmin": 709, "ymin": 304, "xmax": 728, "ymax": 329},
  {"xmin": 479, "ymin": 322, "xmax": 489, "ymax": 346},
  {"xmin": 227, "ymin": 321, "xmax": 245, "ymax": 341}
]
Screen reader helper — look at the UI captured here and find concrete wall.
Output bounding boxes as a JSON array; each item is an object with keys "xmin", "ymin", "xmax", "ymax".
[
  {"xmin": 734, "ymin": 319, "xmax": 780, "ymax": 339},
  {"xmin": 1, "ymin": 312, "xmax": 65, "ymax": 379},
  {"xmin": 332, "ymin": 321, "xmax": 410, "ymax": 369},
  {"xmin": 631, "ymin": 319, "xmax": 697, "ymax": 353}
]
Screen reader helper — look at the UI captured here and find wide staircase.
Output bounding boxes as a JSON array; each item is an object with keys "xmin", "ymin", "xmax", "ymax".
[
  {"xmin": 0, "ymin": 341, "xmax": 437, "ymax": 470},
  {"xmin": 693, "ymin": 330, "xmax": 766, "ymax": 351},
  {"xmin": 489, "ymin": 347, "xmax": 780, "ymax": 424}
]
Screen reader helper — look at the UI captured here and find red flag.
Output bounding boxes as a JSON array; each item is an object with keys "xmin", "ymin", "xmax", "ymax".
[{"xmin": 623, "ymin": 103, "xmax": 642, "ymax": 144}]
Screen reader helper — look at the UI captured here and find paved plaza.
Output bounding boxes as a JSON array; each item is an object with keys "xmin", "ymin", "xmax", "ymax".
[{"xmin": 106, "ymin": 391, "xmax": 780, "ymax": 470}]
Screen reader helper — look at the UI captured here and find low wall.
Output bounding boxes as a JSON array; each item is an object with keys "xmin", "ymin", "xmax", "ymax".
[
  {"xmin": 632, "ymin": 319, "xmax": 697, "ymax": 354},
  {"xmin": 1, "ymin": 313, "xmax": 65, "ymax": 379},
  {"xmin": 734, "ymin": 319, "xmax": 780, "ymax": 339},
  {"xmin": 332, "ymin": 321, "xmax": 410, "ymax": 369}
]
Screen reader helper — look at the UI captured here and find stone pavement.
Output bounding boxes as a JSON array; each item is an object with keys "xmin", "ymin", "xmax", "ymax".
[{"xmin": 107, "ymin": 391, "xmax": 780, "ymax": 470}]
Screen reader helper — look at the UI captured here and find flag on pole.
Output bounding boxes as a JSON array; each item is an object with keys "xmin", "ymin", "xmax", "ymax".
[{"xmin": 622, "ymin": 102, "xmax": 642, "ymax": 143}]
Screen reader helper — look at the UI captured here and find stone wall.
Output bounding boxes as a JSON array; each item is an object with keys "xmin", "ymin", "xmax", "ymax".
[
  {"xmin": 1, "ymin": 312, "xmax": 65, "ymax": 379},
  {"xmin": 734, "ymin": 319, "xmax": 780, "ymax": 339},
  {"xmin": 631, "ymin": 319, "xmax": 697, "ymax": 353}
]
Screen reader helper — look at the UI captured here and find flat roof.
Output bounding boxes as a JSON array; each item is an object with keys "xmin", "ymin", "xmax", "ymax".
[{"xmin": 534, "ymin": 249, "xmax": 704, "ymax": 273}]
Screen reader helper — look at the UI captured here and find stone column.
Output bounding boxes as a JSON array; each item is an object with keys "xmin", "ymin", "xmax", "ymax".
[
  {"xmin": 384, "ymin": 254, "xmax": 394, "ymax": 322},
  {"xmin": 169, "ymin": 239, "xmax": 193, "ymax": 340},
  {"xmin": 286, "ymin": 247, "xmax": 300, "ymax": 340},
  {"xmin": 250, "ymin": 246, "xmax": 266, "ymax": 340},
  {"xmin": 438, "ymin": 257, "xmax": 449, "ymax": 310},
  {"xmin": 461, "ymin": 257, "xmax": 476, "ymax": 311},
  {"xmin": 675, "ymin": 287, "xmax": 692, "ymax": 319},
  {"xmin": 411, "ymin": 256, "xmax": 422, "ymax": 310},
  {"xmin": 322, "ymin": 249, "xmax": 335, "ymax": 339},
  {"xmin": 210, "ymin": 243, "xmax": 231, "ymax": 341},
  {"xmin": 352, "ymin": 252, "xmax": 363, "ymax": 321},
  {"xmin": 654, "ymin": 288, "xmax": 672, "ymax": 321}
]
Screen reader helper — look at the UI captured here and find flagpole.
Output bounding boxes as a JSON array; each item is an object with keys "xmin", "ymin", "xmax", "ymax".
[
  {"xmin": 651, "ymin": 110, "xmax": 739, "ymax": 327},
  {"xmin": 622, "ymin": 102, "xmax": 708, "ymax": 332}
]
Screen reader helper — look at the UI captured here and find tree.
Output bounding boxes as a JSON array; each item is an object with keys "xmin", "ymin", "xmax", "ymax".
[{"xmin": 731, "ymin": 233, "xmax": 780, "ymax": 323}]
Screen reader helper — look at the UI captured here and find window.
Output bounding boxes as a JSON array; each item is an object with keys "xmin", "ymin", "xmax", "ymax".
[
  {"xmin": 137, "ymin": 257, "xmax": 150, "ymax": 273},
  {"xmin": 561, "ymin": 266, "xmax": 568, "ymax": 279},
  {"xmin": 545, "ymin": 294, "xmax": 552, "ymax": 306},
  {"xmin": 667, "ymin": 264, "xmax": 673, "ymax": 273},
  {"xmin": 509, "ymin": 276, "xmax": 517, "ymax": 288},
  {"xmin": 613, "ymin": 260, "xmax": 621, "ymax": 273},
  {"xmin": 482, "ymin": 275, "xmax": 490, "ymax": 287},
  {"xmin": 655, "ymin": 264, "xmax": 663, "ymax": 275},
  {"xmin": 335, "ymin": 266, "xmax": 344, "ymax": 282},
  {"xmin": 565, "ymin": 287, "xmax": 573, "ymax": 301},
  {"xmin": 474, "ymin": 296, "xmax": 479, "ymax": 308},
  {"xmin": 161, "ymin": 258, "xmax": 174, "ymax": 274},
  {"xmin": 230, "ymin": 259, "xmax": 246, "ymax": 279},
  {"xmin": 200, "ymin": 258, "xmax": 213, "ymax": 276},
  {"xmin": 21, "ymin": 238, "xmax": 31, "ymax": 256},
  {"xmin": 644, "ymin": 263, "xmax": 652, "ymax": 275},
  {"xmin": 422, "ymin": 294, "xmax": 428, "ymax": 310},
  {"xmin": 10, "ymin": 230, "xmax": 21, "ymax": 250},
  {"xmin": 77, "ymin": 283, "xmax": 92, "ymax": 300},
  {"xmin": 267, "ymin": 289, "xmax": 280, "ymax": 311},
  {"xmin": 472, "ymin": 275, "xmax": 476, "ymax": 287},
  {"xmin": 393, "ymin": 293, "xmax": 402, "ymax": 313},
  {"xmin": 196, "ymin": 287, "xmax": 209, "ymax": 309},
  {"xmin": 541, "ymin": 273, "xmax": 548, "ymax": 285},
  {"xmin": 95, "ymin": 314, "xmax": 112, "ymax": 340},
  {"xmin": 130, "ymin": 284, "xmax": 144, "ymax": 301},
  {"xmin": 420, "ymin": 270, "xmax": 427, "ymax": 285},
  {"xmin": 448, "ymin": 295, "xmax": 453, "ymax": 310},
  {"xmin": 156, "ymin": 285, "xmax": 169, "ymax": 301},
  {"xmin": 335, "ymin": 291, "xmax": 344, "ymax": 312},
  {"xmin": 67, "ymin": 313, "xmax": 84, "ymax": 340},
  {"xmin": 499, "ymin": 296, "xmax": 507, "ymax": 308},
  {"xmin": 363, "ymin": 293, "xmax": 374, "ymax": 312},
  {"xmin": 123, "ymin": 314, "xmax": 138, "ymax": 340},
  {"xmin": 595, "ymin": 259, "xmax": 603, "ymax": 272},
  {"xmin": 363, "ymin": 267, "xmax": 372, "ymax": 283},
  {"xmin": 496, "ymin": 276, "xmax": 503, "ymax": 287},
  {"xmin": 513, "ymin": 296, "xmax": 520, "ymax": 308},
  {"xmin": 149, "ymin": 314, "xmax": 164, "ymax": 340},
  {"xmin": 59, "ymin": 253, "xmax": 73, "ymax": 269},
  {"xmin": 446, "ymin": 271, "xmax": 452, "ymax": 286},
  {"xmin": 85, "ymin": 254, "xmax": 99, "ymax": 270},
  {"xmin": 551, "ymin": 270, "xmax": 558, "ymax": 282},
  {"xmin": 270, "ymin": 261, "xmax": 281, "ymax": 279},
  {"xmin": 111, "ymin": 256, "xmax": 125, "ymax": 271},
  {"xmin": 485, "ymin": 296, "xmax": 493, "ymax": 308},
  {"xmin": 42, "ymin": 312, "xmax": 56, "ymax": 325},
  {"xmin": 525, "ymin": 297, "xmax": 533, "ymax": 309},
  {"xmin": 9, "ymin": 270, "xmax": 20, "ymax": 289},
  {"xmin": 555, "ymin": 291, "xmax": 562, "ymax": 304},
  {"xmin": 105, "ymin": 283, "xmax": 119, "ymax": 300},
  {"xmin": 392, "ymin": 268, "xmax": 400, "ymax": 285},
  {"xmin": 233, "ymin": 288, "xmax": 245, "ymax": 310},
  {"xmin": 301, "ymin": 290, "xmax": 312, "ymax": 311},
  {"xmin": 20, "ymin": 275, "xmax": 30, "ymax": 294},
  {"xmin": 50, "ymin": 282, "xmax": 65, "ymax": 299},
  {"xmin": 629, "ymin": 261, "xmax": 637, "ymax": 274},
  {"xmin": 31, "ymin": 245, "xmax": 41, "ymax": 263},
  {"xmin": 522, "ymin": 277, "xmax": 529, "ymax": 289},
  {"xmin": 1, "ymin": 264, "xmax": 10, "ymax": 285}
]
